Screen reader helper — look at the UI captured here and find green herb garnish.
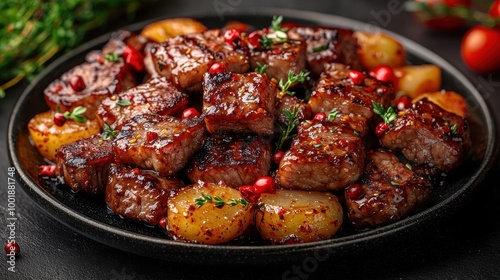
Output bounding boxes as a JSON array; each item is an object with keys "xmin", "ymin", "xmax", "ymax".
[
  {"xmin": 63, "ymin": 106, "xmax": 87, "ymax": 123},
  {"xmin": 312, "ymin": 42, "xmax": 329, "ymax": 52},
  {"xmin": 328, "ymin": 109, "xmax": 338, "ymax": 121},
  {"xmin": 255, "ymin": 62, "xmax": 269, "ymax": 74},
  {"xmin": 195, "ymin": 193, "xmax": 248, "ymax": 208},
  {"xmin": 279, "ymin": 70, "xmax": 310, "ymax": 96},
  {"xmin": 104, "ymin": 53, "xmax": 120, "ymax": 62},
  {"xmin": 276, "ymin": 107, "xmax": 300, "ymax": 151},
  {"xmin": 117, "ymin": 99, "xmax": 131, "ymax": 107},
  {"xmin": 450, "ymin": 123, "xmax": 458, "ymax": 134},
  {"xmin": 372, "ymin": 101, "xmax": 397, "ymax": 124},
  {"xmin": 101, "ymin": 122, "xmax": 119, "ymax": 140}
]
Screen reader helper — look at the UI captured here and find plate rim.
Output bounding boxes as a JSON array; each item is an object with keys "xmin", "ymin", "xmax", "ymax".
[{"xmin": 8, "ymin": 8, "xmax": 497, "ymax": 264}]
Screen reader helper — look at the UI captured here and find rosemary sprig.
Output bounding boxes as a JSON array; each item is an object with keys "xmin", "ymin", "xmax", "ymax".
[
  {"xmin": 63, "ymin": 106, "xmax": 87, "ymax": 123},
  {"xmin": 278, "ymin": 70, "xmax": 310, "ymax": 96},
  {"xmin": 372, "ymin": 101, "xmax": 397, "ymax": 124},
  {"xmin": 276, "ymin": 107, "xmax": 300, "ymax": 151}
]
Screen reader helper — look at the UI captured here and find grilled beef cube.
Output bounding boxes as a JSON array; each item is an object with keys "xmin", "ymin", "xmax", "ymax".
[
  {"xmin": 288, "ymin": 26, "xmax": 363, "ymax": 75},
  {"xmin": 97, "ymin": 76, "xmax": 188, "ymax": 129},
  {"xmin": 248, "ymin": 35, "xmax": 307, "ymax": 83},
  {"xmin": 203, "ymin": 72, "xmax": 276, "ymax": 135},
  {"xmin": 56, "ymin": 135, "xmax": 114, "ymax": 195},
  {"xmin": 379, "ymin": 98, "xmax": 469, "ymax": 176},
  {"xmin": 345, "ymin": 149, "xmax": 431, "ymax": 228},
  {"xmin": 277, "ymin": 120, "xmax": 365, "ymax": 191},
  {"xmin": 308, "ymin": 64, "xmax": 394, "ymax": 124},
  {"xmin": 275, "ymin": 95, "xmax": 313, "ymax": 125},
  {"xmin": 151, "ymin": 29, "xmax": 250, "ymax": 92},
  {"xmin": 331, "ymin": 112, "xmax": 369, "ymax": 137},
  {"xmin": 186, "ymin": 133, "xmax": 272, "ymax": 188},
  {"xmin": 114, "ymin": 114, "xmax": 205, "ymax": 177},
  {"xmin": 44, "ymin": 58, "xmax": 136, "ymax": 119},
  {"xmin": 102, "ymin": 29, "xmax": 149, "ymax": 55},
  {"xmin": 105, "ymin": 165, "xmax": 183, "ymax": 225}
]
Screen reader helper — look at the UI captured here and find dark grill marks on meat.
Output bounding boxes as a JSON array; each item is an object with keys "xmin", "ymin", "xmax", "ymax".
[
  {"xmin": 105, "ymin": 165, "xmax": 183, "ymax": 225},
  {"xmin": 277, "ymin": 120, "xmax": 365, "ymax": 191},
  {"xmin": 186, "ymin": 133, "xmax": 272, "ymax": 188},
  {"xmin": 151, "ymin": 29, "xmax": 250, "ymax": 92},
  {"xmin": 97, "ymin": 76, "xmax": 188, "ymax": 129},
  {"xmin": 345, "ymin": 149, "xmax": 431, "ymax": 228},
  {"xmin": 287, "ymin": 26, "xmax": 363, "ymax": 76},
  {"xmin": 248, "ymin": 37, "xmax": 307, "ymax": 84},
  {"xmin": 379, "ymin": 98, "xmax": 469, "ymax": 176},
  {"xmin": 44, "ymin": 57, "xmax": 136, "ymax": 119},
  {"xmin": 274, "ymin": 95, "xmax": 313, "ymax": 125},
  {"xmin": 56, "ymin": 135, "xmax": 114, "ymax": 195},
  {"xmin": 203, "ymin": 72, "xmax": 276, "ymax": 135},
  {"xmin": 113, "ymin": 114, "xmax": 206, "ymax": 177}
]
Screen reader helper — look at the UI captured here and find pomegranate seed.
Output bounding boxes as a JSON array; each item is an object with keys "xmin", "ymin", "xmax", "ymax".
[
  {"xmin": 224, "ymin": 28, "xmax": 241, "ymax": 46},
  {"xmin": 239, "ymin": 185, "xmax": 258, "ymax": 203},
  {"xmin": 253, "ymin": 176, "xmax": 276, "ymax": 195},
  {"xmin": 69, "ymin": 75, "xmax": 86, "ymax": 92},
  {"xmin": 133, "ymin": 168, "xmax": 140, "ymax": 175},
  {"xmin": 337, "ymin": 139, "xmax": 348, "ymax": 148},
  {"xmin": 313, "ymin": 112, "xmax": 327, "ymax": 122},
  {"xmin": 375, "ymin": 122, "xmax": 390, "ymax": 137},
  {"xmin": 159, "ymin": 217, "xmax": 168, "ymax": 229},
  {"xmin": 273, "ymin": 49, "xmax": 282, "ymax": 55},
  {"xmin": 369, "ymin": 65, "xmax": 396, "ymax": 85},
  {"xmin": 39, "ymin": 165, "xmax": 58, "ymax": 177},
  {"xmin": 122, "ymin": 45, "xmax": 144, "ymax": 72},
  {"xmin": 5, "ymin": 241, "xmax": 20, "ymax": 256},
  {"xmin": 181, "ymin": 108, "xmax": 201, "ymax": 119},
  {"xmin": 395, "ymin": 96, "xmax": 412, "ymax": 111},
  {"xmin": 146, "ymin": 131, "xmax": 158, "ymax": 142},
  {"xmin": 53, "ymin": 84, "xmax": 63, "ymax": 93},
  {"xmin": 209, "ymin": 63, "xmax": 227, "ymax": 74},
  {"xmin": 273, "ymin": 151, "xmax": 285, "ymax": 165},
  {"xmin": 96, "ymin": 54, "xmax": 104, "ymax": 64},
  {"xmin": 346, "ymin": 184, "xmax": 365, "ymax": 200},
  {"xmin": 248, "ymin": 31, "xmax": 262, "ymax": 48},
  {"xmin": 53, "ymin": 112, "xmax": 66, "ymax": 127},
  {"xmin": 348, "ymin": 70, "xmax": 365, "ymax": 85}
]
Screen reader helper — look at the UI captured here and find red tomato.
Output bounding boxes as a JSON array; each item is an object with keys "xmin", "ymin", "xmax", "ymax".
[
  {"xmin": 461, "ymin": 25, "xmax": 500, "ymax": 73},
  {"xmin": 414, "ymin": 0, "xmax": 471, "ymax": 32}
]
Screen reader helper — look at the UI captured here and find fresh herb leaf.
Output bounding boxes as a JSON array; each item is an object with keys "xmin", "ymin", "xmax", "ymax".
[
  {"xmin": 312, "ymin": 142, "xmax": 322, "ymax": 148},
  {"xmin": 101, "ymin": 122, "xmax": 119, "ymax": 140},
  {"xmin": 214, "ymin": 196, "xmax": 225, "ymax": 207},
  {"xmin": 195, "ymin": 192, "xmax": 212, "ymax": 208},
  {"xmin": 195, "ymin": 193, "xmax": 248, "ymax": 208},
  {"xmin": 391, "ymin": 181, "xmax": 400, "ymax": 186},
  {"xmin": 158, "ymin": 61, "xmax": 165, "ymax": 71},
  {"xmin": 354, "ymin": 130, "xmax": 360, "ymax": 136},
  {"xmin": 328, "ymin": 109, "xmax": 338, "ymax": 121},
  {"xmin": 312, "ymin": 42, "xmax": 329, "ymax": 52},
  {"xmin": 276, "ymin": 107, "xmax": 300, "ymax": 151},
  {"xmin": 255, "ymin": 62, "xmax": 269, "ymax": 74},
  {"xmin": 104, "ymin": 53, "xmax": 120, "ymax": 62},
  {"xmin": 259, "ymin": 35, "xmax": 273, "ymax": 49},
  {"xmin": 63, "ymin": 106, "xmax": 87, "ymax": 123},
  {"xmin": 405, "ymin": 163, "xmax": 412, "ymax": 170},
  {"xmin": 117, "ymin": 99, "xmax": 131, "ymax": 107},
  {"xmin": 279, "ymin": 70, "xmax": 310, "ymax": 96},
  {"xmin": 450, "ymin": 123, "xmax": 458, "ymax": 134},
  {"xmin": 372, "ymin": 101, "xmax": 397, "ymax": 124},
  {"xmin": 271, "ymin": 15, "xmax": 287, "ymax": 32}
]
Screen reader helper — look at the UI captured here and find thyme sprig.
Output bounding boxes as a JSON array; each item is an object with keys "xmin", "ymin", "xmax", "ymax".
[
  {"xmin": 372, "ymin": 101, "xmax": 397, "ymax": 124},
  {"xmin": 195, "ymin": 192, "xmax": 248, "ymax": 208},
  {"xmin": 276, "ymin": 107, "xmax": 300, "ymax": 151},
  {"xmin": 259, "ymin": 15, "xmax": 289, "ymax": 49},
  {"xmin": 279, "ymin": 70, "xmax": 310, "ymax": 96},
  {"xmin": 101, "ymin": 122, "xmax": 119, "ymax": 140},
  {"xmin": 63, "ymin": 106, "xmax": 87, "ymax": 123},
  {"xmin": 255, "ymin": 62, "xmax": 269, "ymax": 74}
]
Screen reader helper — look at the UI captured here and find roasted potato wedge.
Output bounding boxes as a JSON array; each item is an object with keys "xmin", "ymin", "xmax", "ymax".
[
  {"xmin": 413, "ymin": 90, "xmax": 467, "ymax": 117},
  {"xmin": 255, "ymin": 190, "xmax": 343, "ymax": 244},
  {"xmin": 167, "ymin": 181, "xmax": 253, "ymax": 244},
  {"xmin": 28, "ymin": 110, "xmax": 100, "ymax": 161},
  {"xmin": 140, "ymin": 18, "xmax": 208, "ymax": 43},
  {"xmin": 353, "ymin": 31, "xmax": 406, "ymax": 70},
  {"xmin": 393, "ymin": 65, "xmax": 441, "ymax": 99}
]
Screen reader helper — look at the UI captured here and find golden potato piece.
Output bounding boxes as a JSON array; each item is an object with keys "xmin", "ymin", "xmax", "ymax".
[
  {"xmin": 140, "ymin": 18, "xmax": 207, "ymax": 42},
  {"xmin": 255, "ymin": 190, "xmax": 343, "ymax": 244},
  {"xmin": 167, "ymin": 181, "xmax": 253, "ymax": 245},
  {"xmin": 28, "ymin": 110, "xmax": 100, "ymax": 161},
  {"xmin": 353, "ymin": 31, "xmax": 406, "ymax": 70},
  {"xmin": 393, "ymin": 65, "xmax": 441, "ymax": 99},
  {"xmin": 413, "ymin": 90, "xmax": 467, "ymax": 117}
]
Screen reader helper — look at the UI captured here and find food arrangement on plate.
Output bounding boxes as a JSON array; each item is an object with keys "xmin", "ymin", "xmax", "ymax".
[{"xmin": 29, "ymin": 15, "xmax": 470, "ymax": 245}]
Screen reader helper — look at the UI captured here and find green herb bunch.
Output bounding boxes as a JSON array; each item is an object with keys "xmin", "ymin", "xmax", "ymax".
[{"xmin": 0, "ymin": 0, "xmax": 144, "ymax": 98}]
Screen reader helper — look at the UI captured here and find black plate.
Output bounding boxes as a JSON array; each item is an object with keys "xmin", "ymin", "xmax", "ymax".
[{"xmin": 8, "ymin": 9, "xmax": 497, "ymax": 265}]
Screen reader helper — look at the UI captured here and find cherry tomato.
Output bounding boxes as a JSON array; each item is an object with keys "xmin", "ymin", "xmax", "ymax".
[
  {"xmin": 461, "ymin": 25, "xmax": 500, "ymax": 73},
  {"xmin": 181, "ymin": 108, "xmax": 201, "ymax": 119},
  {"xmin": 413, "ymin": 0, "xmax": 471, "ymax": 32}
]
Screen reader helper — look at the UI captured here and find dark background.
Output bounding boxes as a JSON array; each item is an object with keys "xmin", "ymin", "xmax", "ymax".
[{"xmin": 2, "ymin": 0, "xmax": 500, "ymax": 279}]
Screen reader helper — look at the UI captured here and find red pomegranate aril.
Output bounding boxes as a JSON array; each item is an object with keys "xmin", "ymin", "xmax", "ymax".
[
  {"xmin": 348, "ymin": 70, "xmax": 365, "ymax": 85},
  {"xmin": 375, "ymin": 122, "xmax": 390, "ymax": 137},
  {"xmin": 224, "ymin": 28, "xmax": 241, "ymax": 46},
  {"xmin": 122, "ymin": 45, "xmax": 144, "ymax": 72},
  {"xmin": 182, "ymin": 108, "xmax": 201, "ymax": 119},
  {"xmin": 4, "ymin": 241, "xmax": 20, "ymax": 256},
  {"xmin": 53, "ymin": 84, "xmax": 63, "ymax": 93},
  {"xmin": 70, "ymin": 75, "xmax": 86, "ymax": 92},
  {"xmin": 53, "ymin": 112, "xmax": 66, "ymax": 127},
  {"xmin": 346, "ymin": 184, "xmax": 365, "ymax": 200},
  {"xmin": 273, "ymin": 151, "xmax": 285, "ymax": 165},
  {"xmin": 395, "ymin": 95, "xmax": 412, "ymax": 110},
  {"xmin": 133, "ymin": 168, "xmax": 140, "ymax": 175},
  {"xmin": 209, "ymin": 63, "xmax": 227, "ymax": 74},
  {"xmin": 369, "ymin": 65, "xmax": 396, "ymax": 84},
  {"xmin": 248, "ymin": 31, "xmax": 262, "ymax": 47},
  {"xmin": 336, "ymin": 139, "xmax": 348, "ymax": 148},
  {"xmin": 273, "ymin": 49, "xmax": 282, "ymax": 55},
  {"xmin": 253, "ymin": 176, "xmax": 276, "ymax": 195},
  {"xmin": 39, "ymin": 165, "xmax": 58, "ymax": 177},
  {"xmin": 159, "ymin": 217, "xmax": 168, "ymax": 229},
  {"xmin": 239, "ymin": 185, "xmax": 258, "ymax": 202},
  {"xmin": 146, "ymin": 131, "xmax": 158, "ymax": 142},
  {"xmin": 313, "ymin": 112, "xmax": 327, "ymax": 122}
]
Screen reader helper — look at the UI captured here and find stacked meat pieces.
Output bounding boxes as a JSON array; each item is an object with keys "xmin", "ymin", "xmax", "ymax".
[{"xmin": 48, "ymin": 20, "xmax": 469, "ymax": 233}]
